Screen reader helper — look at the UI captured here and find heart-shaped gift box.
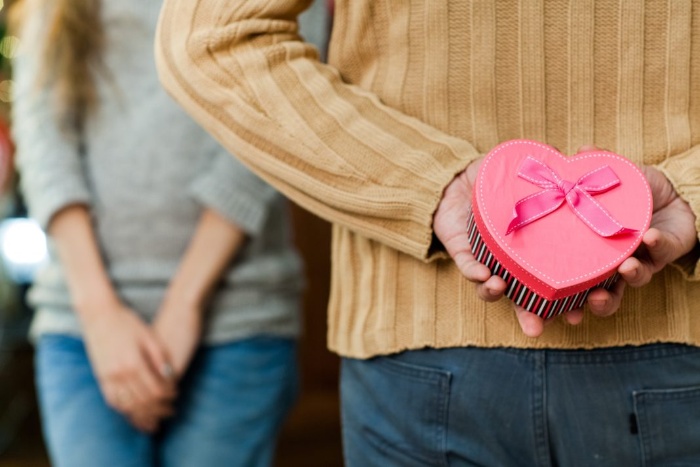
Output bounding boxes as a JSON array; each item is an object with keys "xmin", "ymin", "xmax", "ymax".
[{"xmin": 468, "ymin": 139, "xmax": 652, "ymax": 318}]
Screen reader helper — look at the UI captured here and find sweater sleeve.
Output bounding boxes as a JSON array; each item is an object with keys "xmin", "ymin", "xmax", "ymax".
[
  {"xmin": 155, "ymin": 0, "xmax": 481, "ymax": 261},
  {"xmin": 188, "ymin": 146, "xmax": 277, "ymax": 236},
  {"xmin": 655, "ymin": 147, "xmax": 700, "ymax": 280},
  {"xmin": 11, "ymin": 10, "xmax": 91, "ymax": 231}
]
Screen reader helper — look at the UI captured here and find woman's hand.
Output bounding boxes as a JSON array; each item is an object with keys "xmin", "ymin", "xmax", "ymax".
[
  {"xmin": 151, "ymin": 208, "xmax": 246, "ymax": 380},
  {"xmin": 152, "ymin": 294, "xmax": 203, "ymax": 381},
  {"xmin": 81, "ymin": 300, "xmax": 177, "ymax": 432},
  {"xmin": 46, "ymin": 205, "xmax": 177, "ymax": 432}
]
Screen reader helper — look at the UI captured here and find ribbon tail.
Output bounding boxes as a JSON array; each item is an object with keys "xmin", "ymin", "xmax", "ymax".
[
  {"xmin": 506, "ymin": 190, "xmax": 564, "ymax": 235},
  {"xmin": 568, "ymin": 189, "xmax": 637, "ymax": 237}
]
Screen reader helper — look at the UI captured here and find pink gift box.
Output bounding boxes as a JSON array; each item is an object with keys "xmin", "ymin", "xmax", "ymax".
[{"xmin": 467, "ymin": 140, "xmax": 652, "ymax": 318}]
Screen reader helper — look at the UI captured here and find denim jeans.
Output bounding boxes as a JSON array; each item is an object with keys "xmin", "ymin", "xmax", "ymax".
[
  {"xmin": 35, "ymin": 334, "xmax": 298, "ymax": 467},
  {"xmin": 341, "ymin": 344, "xmax": 700, "ymax": 466}
]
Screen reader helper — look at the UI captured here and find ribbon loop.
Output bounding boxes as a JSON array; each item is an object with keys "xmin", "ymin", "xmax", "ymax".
[{"xmin": 506, "ymin": 157, "xmax": 636, "ymax": 237}]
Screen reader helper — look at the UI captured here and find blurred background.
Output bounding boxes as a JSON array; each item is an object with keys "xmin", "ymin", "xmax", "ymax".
[{"xmin": 0, "ymin": 1, "xmax": 342, "ymax": 466}]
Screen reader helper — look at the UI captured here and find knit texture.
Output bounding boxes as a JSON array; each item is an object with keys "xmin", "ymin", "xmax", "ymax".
[
  {"xmin": 156, "ymin": 0, "xmax": 700, "ymax": 358},
  {"xmin": 14, "ymin": 0, "xmax": 303, "ymax": 344}
]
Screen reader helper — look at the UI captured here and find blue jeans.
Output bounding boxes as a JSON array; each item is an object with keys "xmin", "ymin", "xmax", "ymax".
[
  {"xmin": 341, "ymin": 344, "xmax": 700, "ymax": 466},
  {"xmin": 35, "ymin": 334, "xmax": 298, "ymax": 467}
]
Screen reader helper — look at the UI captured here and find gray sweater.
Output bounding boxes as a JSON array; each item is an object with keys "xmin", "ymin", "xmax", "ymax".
[{"xmin": 13, "ymin": 1, "xmax": 303, "ymax": 343}]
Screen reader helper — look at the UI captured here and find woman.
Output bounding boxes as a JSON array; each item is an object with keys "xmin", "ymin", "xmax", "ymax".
[{"xmin": 12, "ymin": 1, "xmax": 303, "ymax": 465}]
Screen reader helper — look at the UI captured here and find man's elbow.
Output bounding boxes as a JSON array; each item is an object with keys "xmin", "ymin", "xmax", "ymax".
[{"xmin": 154, "ymin": 0, "xmax": 204, "ymax": 98}]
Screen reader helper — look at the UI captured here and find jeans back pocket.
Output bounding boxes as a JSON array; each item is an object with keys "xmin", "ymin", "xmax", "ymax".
[
  {"xmin": 633, "ymin": 385, "xmax": 700, "ymax": 466},
  {"xmin": 341, "ymin": 356, "xmax": 451, "ymax": 467}
]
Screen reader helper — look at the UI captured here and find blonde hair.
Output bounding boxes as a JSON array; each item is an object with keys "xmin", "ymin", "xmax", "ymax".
[{"xmin": 12, "ymin": 0, "xmax": 104, "ymax": 128}]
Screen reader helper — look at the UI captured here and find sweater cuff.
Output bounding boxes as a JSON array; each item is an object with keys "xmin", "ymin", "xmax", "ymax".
[
  {"xmin": 656, "ymin": 148, "xmax": 700, "ymax": 281},
  {"xmin": 425, "ymin": 151, "xmax": 484, "ymax": 262},
  {"xmin": 29, "ymin": 183, "xmax": 91, "ymax": 231},
  {"xmin": 188, "ymin": 155, "xmax": 276, "ymax": 236}
]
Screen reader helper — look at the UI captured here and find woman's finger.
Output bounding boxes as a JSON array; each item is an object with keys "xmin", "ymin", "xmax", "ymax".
[
  {"xmin": 132, "ymin": 355, "xmax": 177, "ymax": 406},
  {"xmin": 141, "ymin": 330, "xmax": 177, "ymax": 383},
  {"xmin": 129, "ymin": 398, "xmax": 175, "ymax": 420},
  {"xmin": 129, "ymin": 413, "xmax": 159, "ymax": 434},
  {"xmin": 104, "ymin": 385, "xmax": 129, "ymax": 413}
]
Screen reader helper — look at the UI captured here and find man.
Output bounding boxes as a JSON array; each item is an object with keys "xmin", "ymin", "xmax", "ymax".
[{"xmin": 156, "ymin": 1, "xmax": 700, "ymax": 464}]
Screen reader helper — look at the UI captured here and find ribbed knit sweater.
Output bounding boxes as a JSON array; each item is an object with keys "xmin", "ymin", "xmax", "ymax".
[{"xmin": 156, "ymin": 0, "xmax": 700, "ymax": 358}]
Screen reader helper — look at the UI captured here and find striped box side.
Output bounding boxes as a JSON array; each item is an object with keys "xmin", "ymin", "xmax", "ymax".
[{"xmin": 467, "ymin": 210, "xmax": 619, "ymax": 318}]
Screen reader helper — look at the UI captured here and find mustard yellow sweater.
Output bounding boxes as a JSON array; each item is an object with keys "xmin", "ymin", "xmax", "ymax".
[{"xmin": 156, "ymin": 0, "xmax": 700, "ymax": 358}]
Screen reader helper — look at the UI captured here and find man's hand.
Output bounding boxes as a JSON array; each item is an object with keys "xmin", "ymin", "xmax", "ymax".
[
  {"xmin": 586, "ymin": 164, "xmax": 698, "ymax": 316},
  {"xmin": 434, "ymin": 158, "xmax": 582, "ymax": 336},
  {"xmin": 516, "ymin": 149, "xmax": 697, "ymax": 331},
  {"xmin": 434, "ymin": 159, "xmax": 541, "ymax": 335},
  {"xmin": 432, "ymin": 146, "xmax": 698, "ymax": 338},
  {"xmin": 434, "ymin": 158, "xmax": 508, "ymax": 300}
]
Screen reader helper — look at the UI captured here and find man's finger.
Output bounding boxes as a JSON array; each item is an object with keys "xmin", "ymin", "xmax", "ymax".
[
  {"xmin": 514, "ymin": 306, "xmax": 545, "ymax": 337},
  {"xmin": 587, "ymin": 280, "xmax": 626, "ymax": 317},
  {"xmin": 576, "ymin": 145, "xmax": 598, "ymax": 153},
  {"xmin": 642, "ymin": 227, "xmax": 677, "ymax": 266},
  {"xmin": 453, "ymin": 251, "xmax": 491, "ymax": 282},
  {"xmin": 563, "ymin": 308, "xmax": 584, "ymax": 325},
  {"xmin": 620, "ymin": 228, "xmax": 675, "ymax": 288},
  {"xmin": 475, "ymin": 275, "xmax": 507, "ymax": 302},
  {"xmin": 618, "ymin": 256, "xmax": 651, "ymax": 288}
]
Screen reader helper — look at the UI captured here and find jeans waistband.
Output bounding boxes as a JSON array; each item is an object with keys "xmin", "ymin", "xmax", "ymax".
[{"xmin": 499, "ymin": 343, "xmax": 700, "ymax": 364}]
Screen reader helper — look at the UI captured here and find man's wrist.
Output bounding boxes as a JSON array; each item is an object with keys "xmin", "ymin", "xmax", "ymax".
[{"xmin": 465, "ymin": 156, "xmax": 483, "ymax": 185}]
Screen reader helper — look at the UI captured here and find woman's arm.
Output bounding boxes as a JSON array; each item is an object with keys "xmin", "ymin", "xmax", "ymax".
[
  {"xmin": 153, "ymin": 208, "xmax": 246, "ymax": 379},
  {"xmin": 11, "ymin": 5, "xmax": 91, "ymax": 231},
  {"xmin": 49, "ymin": 206, "xmax": 122, "ymax": 317},
  {"xmin": 13, "ymin": 6, "xmax": 176, "ymax": 432},
  {"xmin": 48, "ymin": 205, "xmax": 176, "ymax": 432}
]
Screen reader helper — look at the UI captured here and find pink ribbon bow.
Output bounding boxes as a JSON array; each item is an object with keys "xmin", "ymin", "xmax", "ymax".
[{"xmin": 506, "ymin": 157, "xmax": 636, "ymax": 237}]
